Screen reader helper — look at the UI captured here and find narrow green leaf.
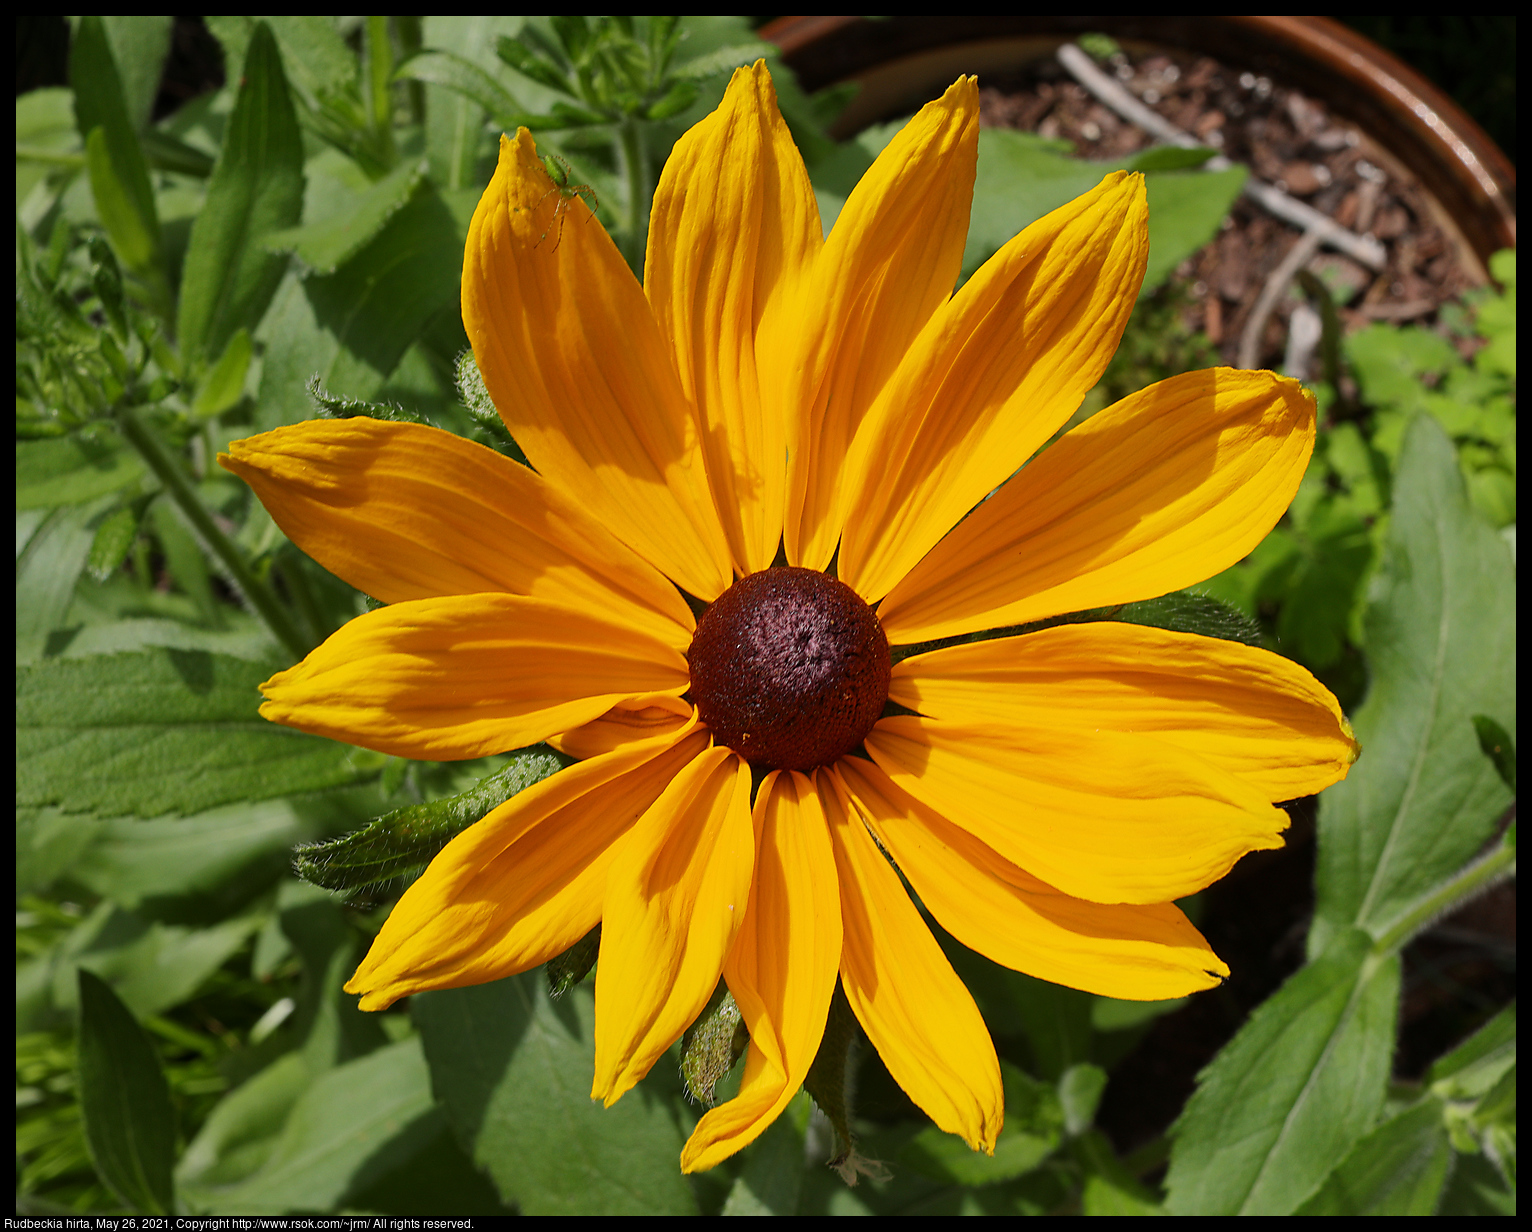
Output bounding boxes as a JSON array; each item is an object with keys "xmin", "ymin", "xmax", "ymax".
[
  {"xmin": 177, "ymin": 1051, "xmax": 311, "ymax": 1191},
  {"xmin": 70, "ymin": 17, "xmax": 164, "ymax": 288},
  {"xmin": 679, "ymin": 988, "xmax": 746, "ymax": 1107},
  {"xmin": 415, "ymin": 973, "xmax": 698, "ymax": 1215},
  {"xmin": 16, "ymin": 650, "xmax": 372, "ymax": 818},
  {"xmin": 1295, "ymin": 1099, "xmax": 1453, "ymax": 1215},
  {"xmin": 177, "ymin": 22, "xmax": 304, "ymax": 367},
  {"xmin": 95, "ymin": 16, "xmax": 173, "ymax": 132},
  {"xmin": 545, "ymin": 924, "xmax": 601, "ymax": 998},
  {"xmin": 1310, "ymin": 415, "xmax": 1516, "ymax": 957},
  {"xmin": 190, "ymin": 328, "xmax": 253, "ymax": 418},
  {"xmin": 1164, "ymin": 929, "xmax": 1401, "ymax": 1214},
  {"xmin": 76, "ymin": 968, "xmax": 176, "ymax": 1214},
  {"xmin": 16, "ymin": 500, "xmax": 108, "ymax": 664},
  {"xmin": 292, "ymin": 747, "xmax": 570, "ymax": 896}
]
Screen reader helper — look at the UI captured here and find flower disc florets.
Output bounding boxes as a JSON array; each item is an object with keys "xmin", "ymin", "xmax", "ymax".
[{"xmin": 688, "ymin": 567, "xmax": 891, "ymax": 770}]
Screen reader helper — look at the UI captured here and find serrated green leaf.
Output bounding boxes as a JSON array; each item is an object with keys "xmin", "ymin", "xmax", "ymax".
[
  {"xmin": 1310, "ymin": 416, "xmax": 1516, "ymax": 956},
  {"xmin": 16, "ymin": 650, "xmax": 371, "ymax": 818},
  {"xmin": 266, "ymin": 157, "xmax": 430, "ymax": 276},
  {"xmin": 1295, "ymin": 1099, "xmax": 1452, "ymax": 1215},
  {"xmin": 177, "ymin": 22, "xmax": 304, "ymax": 367},
  {"xmin": 1164, "ymin": 929, "xmax": 1401, "ymax": 1214},
  {"xmin": 76, "ymin": 968, "xmax": 175, "ymax": 1214},
  {"xmin": 415, "ymin": 973, "xmax": 698, "ymax": 1215},
  {"xmin": 16, "ymin": 432, "xmax": 145, "ymax": 509},
  {"xmin": 186, "ymin": 1038, "xmax": 438, "ymax": 1215}
]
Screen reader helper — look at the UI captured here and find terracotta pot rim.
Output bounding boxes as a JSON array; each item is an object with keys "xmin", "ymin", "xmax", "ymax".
[{"xmin": 760, "ymin": 16, "xmax": 1515, "ymax": 269}]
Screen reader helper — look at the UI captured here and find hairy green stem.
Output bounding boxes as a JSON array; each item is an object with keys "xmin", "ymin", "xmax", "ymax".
[
  {"xmin": 1371, "ymin": 840, "xmax": 1516, "ymax": 959},
  {"xmin": 118, "ymin": 405, "xmax": 311, "ymax": 661}
]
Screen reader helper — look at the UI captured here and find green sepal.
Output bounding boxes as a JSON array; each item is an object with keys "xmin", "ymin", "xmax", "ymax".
[
  {"xmin": 292, "ymin": 747, "xmax": 571, "ymax": 899},
  {"xmin": 308, "ymin": 374, "xmax": 437, "ymax": 429},
  {"xmin": 803, "ymin": 981, "xmax": 859, "ymax": 1167},
  {"xmin": 454, "ymin": 350, "xmax": 528, "ymax": 463},
  {"xmin": 546, "ymin": 925, "xmax": 602, "ymax": 999},
  {"xmin": 680, "ymin": 985, "xmax": 747, "ymax": 1108}
]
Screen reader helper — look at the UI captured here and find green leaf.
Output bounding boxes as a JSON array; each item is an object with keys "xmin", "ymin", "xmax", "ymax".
[
  {"xmin": 177, "ymin": 1051, "xmax": 312, "ymax": 1191},
  {"xmin": 186, "ymin": 1038, "xmax": 440, "ymax": 1215},
  {"xmin": 266, "ymin": 156, "xmax": 431, "ymax": 276},
  {"xmin": 899, "ymin": 1061, "xmax": 1062, "ymax": 1186},
  {"xmin": 76, "ymin": 968, "xmax": 175, "ymax": 1214},
  {"xmin": 87, "ymin": 502, "xmax": 143, "ymax": 581},
  {"xmin": 1427, "ymin": 1002, "xmax": 1516, "ymax": 1094},
  {"xmin": 70, "ymin": 799, "xmax": 330, "ymax": 911},
  {"xmin": 93, "ymin": 16, "xmax": 173, "ymax": 132},
  {"xmin": 395, "ymin": 48, "xmax": 525, "ymax": 125},
  {"xmin": 16, "ymin": 500, "xmax": 109, "ymax": 664},
  {"xmin": 1471, "ymin": 714, "xmax": 1516, "ymax": 794},
  {"xmin": 1127, "ymin": 144, "xmax": 1218, "ymax": 172},
  {"xmin": 1295, "ymin": 1099, "xmax": 1452, "ymax": 1215},
  {"xmin": 1164, "ymin": 929, "xmax": 1401, "ymax": 1214},
  {"xmin": 16, "ymin": 431, "xmax": 145, "ymax": 509},
  {"xmin": 415, "ymin": 973, "xmax": 699, "ymax": 1215},
  {"xmin": 190, "ymin": 328, "xmax": 253, "ymax": 419},
  {"xmin": 16, "ymin": 649, "xmax": 372, "ymax": 818},
  {"xmin": 1138, "ymin": 164, "xmax": 1247, "ymax": 294},
  {"xmin": 177, "ymin": 22, "xmax": 305, "ymax": 367},
  {"xmin": 292, "ymin": 747, "xmax": 570, "ymax": 896},
  {"xmin": 1309, "ymin": 416, "xmax": 1516, "ymax": 957},
  {"xmin": 70, "ymin": 17, "xmax": 164, "ymax": 289},
  {"xmin": 719, "ymin": 1106, "xmax": 806, "ymax": 1215}
]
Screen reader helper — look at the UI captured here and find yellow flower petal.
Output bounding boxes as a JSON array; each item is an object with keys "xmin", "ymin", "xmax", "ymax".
[
  {"xmin": 463, "ymin": 131, "xmax": 731, "ymax": 599},
  {"xmin": 260, "ymin": 593, "xmax": 688, "ymax": 760},
  {"xmin": 877, "ymin": 367, "xmax": 1316, "ymax": 642},
  {"xmin": 548, "ymin": 693, "xmax": 695, "ymax": 761},
  {"xmin": 824, "ymin": 766, "xmax": 1002, "ymax": 1154},
  {"xmin": 682, "ymin": 769, "xmax": 842, "ymax": 1172},
  {"xmin": 219, "ymin": 417, "xmax": 695, "ymax": 652},
  {"xmin": 346, "ymin": 724, "xmax": 710, "ymax": 1011},
  {"xmin": 892, "ymin": 623, "xmax": 1359, "ymax": 803},
  {"xmin": 836, "ymin": 756, "xmax": 1230, "ymax": 1001},
  {"xmin": 593, "ymin": 746, "xmax": 754, "ymax": 1106},
  {"xmin": 768, "ymin": 77, "xmax": 979, "ymax": 572},
  {"xmin": 865, "ymin": 715, "xmax": 1288, "ymax": 905},
  {"xmin": 646, "ymin": 62, "xmax": 819, "ymax": 576},
  {"xmin": 841, "ymin": 171, "xmax": 1149, "ymax": 603}
]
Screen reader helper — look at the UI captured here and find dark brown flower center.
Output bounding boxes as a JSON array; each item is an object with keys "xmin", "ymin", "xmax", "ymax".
[{"xmin": 687, "ymin": 567, "xmax": 890, "ymax": 771}]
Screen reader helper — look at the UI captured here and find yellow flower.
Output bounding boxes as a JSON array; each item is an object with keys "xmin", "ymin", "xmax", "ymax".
[{"xmin": 220, "ymin": 62, "xmax": 1358, "ymax": 1172}]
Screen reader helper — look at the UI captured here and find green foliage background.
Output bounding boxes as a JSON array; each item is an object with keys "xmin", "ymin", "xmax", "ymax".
[{"xmin": 16, "ymin": 16, "xmax": 1515, "ymax": 1216}]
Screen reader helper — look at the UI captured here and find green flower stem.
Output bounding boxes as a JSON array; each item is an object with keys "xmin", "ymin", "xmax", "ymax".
[
  {"xmin": 1370, "ymin": 840, "xmax": 1516, "ymax": 959},
  {"xmin": 118, "ymin": 405, "xmax": 311, "ymax": 662},
  {"xmin": 618, "ymin": 115, "xmax": 648, "ymax": 275}
]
